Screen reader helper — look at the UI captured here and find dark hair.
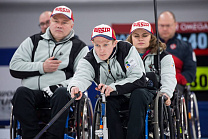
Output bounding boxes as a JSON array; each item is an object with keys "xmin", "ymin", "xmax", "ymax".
[
  {"xmin": 126, "ymin": 34, "xmax": 166, "ymax": 53},
  {"xmin": 149, "ymin": 34, "xmax": 166, "ymax": 53}
]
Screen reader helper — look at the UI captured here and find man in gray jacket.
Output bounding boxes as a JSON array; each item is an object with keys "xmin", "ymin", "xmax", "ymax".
[
  {"xmin": 68, "ymin": 24, "xmax": 154, "ymax": 139},
  {"xmin": 10, "ymin": 6, "xmax": 89, "ymax": 139}
]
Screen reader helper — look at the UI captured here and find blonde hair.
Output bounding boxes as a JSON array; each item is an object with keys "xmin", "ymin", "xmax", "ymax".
[{"xmin": 126, "ymin": 34, "xmax": 166, "ymax": 53}]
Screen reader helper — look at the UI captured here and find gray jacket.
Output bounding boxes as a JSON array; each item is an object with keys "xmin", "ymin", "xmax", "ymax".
[
  {"xmin": 10, "ymin": 28, "xmax": 89, "ymax": 90},
  {"xmin": 68, "ymin": 41, "xmax": 147, "ymax": 96},
  {"xmin": 143, "ymin": 51, "xmax": 177, "ymax": 98}
]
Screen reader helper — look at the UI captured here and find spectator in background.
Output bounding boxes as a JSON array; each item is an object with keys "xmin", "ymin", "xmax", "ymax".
[
  {"xmin": 39, "ymin": 11, "xmax": 52, "ymax": 34},
  {"xmin": 10, "ymin": 6, "xmax": 89, "ymax": 139},
  {"xmin": 158, "ymin": 11, "xmax": 197, "ymax": 91}
]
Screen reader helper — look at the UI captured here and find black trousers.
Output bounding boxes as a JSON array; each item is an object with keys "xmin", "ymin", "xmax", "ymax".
[
  {"xmin": 11, "ymin": 86, "xmax": 70, "ymax": 139},
  {"xmin": 106, "ymin": 88, "xmax": 154, "ymax": 139}
]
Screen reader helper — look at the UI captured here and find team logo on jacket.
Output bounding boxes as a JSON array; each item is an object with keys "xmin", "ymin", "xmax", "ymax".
[
  {"xmin": 170, "ymin": 44, "xmax": 177, "ymax": 49},
  {"xmin": 125, "ymin": 62, "xmax": 130, "ymax": 68},
  {"xmin": 171, "ymin": 61, "xmax": 175, "ymax": 68},
  {"xmin": 125, "ymin": 58, "xmax": 137, "ymax": 71}
]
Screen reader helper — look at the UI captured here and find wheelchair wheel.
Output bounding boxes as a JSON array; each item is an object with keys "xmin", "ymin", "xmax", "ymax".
[
  {"xmin": 76, "ymin": 94, "xmax": 93, "ymax": 139},
  {"xmin": 179, "ymin": 95, "xmax": 189, "ymax": 139},
  {"xmin": 92, "ymin": 98, "xmax": 102, "ymax": 139},
  {"xmin": 188, "ymin": 92, "xmax": 201, "ymax": 139},
  {"xmin": 158, "ymin": 96, "xmax": 174, "ymax": 139},
  {"xmin": 149, "ymin": 93, "xmax": 174, "ymax": 139},
  {"xmin": 172, "ymin": 90, "xmax": 182, "ymax": 139},
  {"xmin": 172, "ymin": 88, "xmax": 190, "ymax": 139},
  {"xmin": 10, "ymin": 106, "xmax": 14, "ymax": 139},
  {"xmin": 10, "ymin": 106, "xmax": 21, "ymax": 139}
]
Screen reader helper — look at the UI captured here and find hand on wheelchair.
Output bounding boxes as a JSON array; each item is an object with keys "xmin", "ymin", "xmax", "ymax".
[
  {"xmin": 161, "ymin": 93, "xmax": 171, "ymax": 106},
  {"xmin": 42, "ymin": 84, "xmax": 63, "ymax": 98},
  {"xmin": 95, "ymin": 83, "xmax": 115, "ymax": 97},
  {"xmin": 70, "ymin": 87, "xmax": 82, "ymax": 100}
]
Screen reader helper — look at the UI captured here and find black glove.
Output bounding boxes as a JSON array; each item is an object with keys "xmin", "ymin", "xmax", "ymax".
[{"xmin": 42, "ymin": 84, "xmax": 63, "ymax": 97}]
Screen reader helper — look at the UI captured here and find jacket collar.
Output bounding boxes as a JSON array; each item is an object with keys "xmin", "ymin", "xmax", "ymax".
[
  {"xmin": 41, "ymin": 27, "xmax": 75, "ymax": 44},
  {"xmin": 159, "ymin": 33, "xmax": 178, "ymax": 44},
  {"xmin": 142, "ymin": 48, "xmax": 164, "ymax": 60}
]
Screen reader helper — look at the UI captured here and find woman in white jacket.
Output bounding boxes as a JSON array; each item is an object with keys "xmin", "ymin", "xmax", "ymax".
[{"xmin": 126, "ymin": 20, "xmax": 177, "ymax": 106}]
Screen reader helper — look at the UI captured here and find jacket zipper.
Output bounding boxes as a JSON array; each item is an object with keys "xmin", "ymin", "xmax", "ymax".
[
  {"xmin": 107, "ymin": 59, "xmax": 116, "ymax": 82},
  {"xmin": 51, "ymin": 44, "xmax": 58, "ymax": 57}
]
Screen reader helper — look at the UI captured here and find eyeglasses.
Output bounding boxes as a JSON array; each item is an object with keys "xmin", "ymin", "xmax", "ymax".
[
  {"xmin": 158, "ymin": 24, "xmax": 173, "ymax": 28},
  {"xmin": 39, "ymin": 20, "xmax": 50, "ymax": 27}
]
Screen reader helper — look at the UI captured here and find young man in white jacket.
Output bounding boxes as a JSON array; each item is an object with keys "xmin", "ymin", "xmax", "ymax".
[{"xmin": 68, "ymin": 24, "xmax": 155, "ymax": 139}]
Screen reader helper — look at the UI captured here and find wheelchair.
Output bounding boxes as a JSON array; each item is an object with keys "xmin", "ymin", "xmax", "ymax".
[
  {"xmin": 179, "ymin": 85, "xmax": 201, "ymax": 139},
  {"xmin": 181, "ymin": 85, "xmax": 201, "ymax": 139},
  {"xmin": 146, "ymin": 92, "xmax": 174, "ymax": 139},
  {"xmin": 170, "ymin": 87, "xmax": 189, "ymax": 139},
  {"xmin": 92, "ymin": 90, "xmax": 175, "ymax": 139},
  {"xmin": 148, "ymin": 85, "xmax": 201, "ymax": 139},
  {"xmin": 10, "ymin": 91, "xmax": 93, "ymax": 139},
  {"xmin": 91, "ymin": 70, "xmax": 176, "ymax": 139},
  {"xmin": 167, "ymin": 85, "xmax": 201, "ymax": 139},
  {"xmin": 91, "ymin": 72, "xmax": 201, "ymax": 139}
]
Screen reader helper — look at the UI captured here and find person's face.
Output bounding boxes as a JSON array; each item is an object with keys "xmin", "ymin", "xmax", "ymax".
[
  {"xmin": 50, "ymin": 14, "xmax": 74, "ymax": 42},
  {"xmin": 92, "ymin": 37, "xmax": 117, "ymax": 61},
  {"xmin": 132, "ymin": 28, "xmax": 151, "ymax": 53},
  {"xmin": 158, "ymin": 13, "xmax": 177, "ymax": 42},
  {"xmin": 39, "ymin": 12, "xmax": 51, "ymax": 33}
]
